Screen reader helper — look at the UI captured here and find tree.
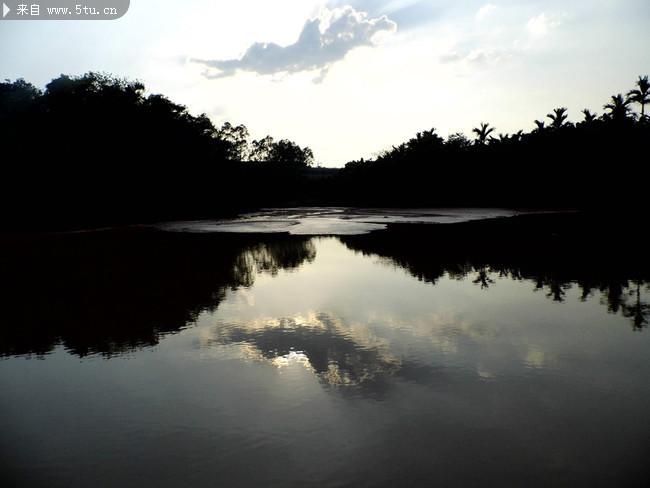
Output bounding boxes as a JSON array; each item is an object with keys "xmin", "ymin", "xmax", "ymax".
[
  {"xmin": 627, "ymin": 75, "xmax": 650, "ymax": 119},
  {"xmin": 271, "ymin": 139, "xmax": 314, "ymax": 167},
  {"xmin": 472, "ymin": 122, "xmax": 495, "ymax": 144},
  {"xmin": 250, "ymin": 136, "xmax": 275, "ymax": 162},
  {"xmin": 0, "ymin": 78, "xmax": 42, "ymax": 114},
  {"xmin": 445, "ymin": 132, "xmax": 471, "ymax": 150},
  {"xmin": 581, "ymin": 109, "xmax": 598, "ymax": 123},
  {"xmin": 547, "ymin": 107, "xmax": 569, "ymax": 129},
  {"xmin": 218, "ymin": 122, "xmax": 250, "ymax": 161},
  {"xmin": 0, "ymin": 79, "xmax": 43, "ymax": 142},
  {"xmin": 411, "ymin": 129, "xmax": 444, "ymax": 147},
  {"xmin": 603, "ymin": 93, "xmax": 632, "ymax": 122},
  {"xmin": 250, "ymin": 136, "xmax": 314, "ymax": 167}
]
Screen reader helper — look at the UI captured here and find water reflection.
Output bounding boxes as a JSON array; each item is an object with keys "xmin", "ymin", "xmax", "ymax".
[
  {"xmin": 0, "ymin": 230, "xmax": 315, "ymax": 357},
  {"xmin": 204, "ymin": 312, "xmax": 402, "ymax": 396},
  {"xmin": 340, "ymin": 214, "xmax": 650, "ymax": 330},
  {"xmin": 2, "ymin": 213, "xmax": 649, "ymax": 361},
  {"xmin": 3, "ymin": 214, "xmax": 650, "ymax": 487}
]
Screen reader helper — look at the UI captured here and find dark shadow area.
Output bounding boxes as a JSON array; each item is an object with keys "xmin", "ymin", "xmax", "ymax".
[
  {"xmin": 0, "ymin": 228, "xmax": 315, "ymax": 357},
  {"xmin": 332, "ymin": 117, "xmax": 650, "ymax": 211},
  {"xmin": 0, "ymin": 73, "xmax": 317, "ymax": 231},
  {"xmin": 339, "ymin": 211, "xmax": 650, "ymax": 330},
  {"xmin": 2, "ymin": 73, "xmax": 649, "ymax": 231}
]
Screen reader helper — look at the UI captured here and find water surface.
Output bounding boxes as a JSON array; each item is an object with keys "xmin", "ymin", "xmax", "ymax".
[{"xmin": 1, "ymin": 214, "xmax": 649, "ymax": 487}]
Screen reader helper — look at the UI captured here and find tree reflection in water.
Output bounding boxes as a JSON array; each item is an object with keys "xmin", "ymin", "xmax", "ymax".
[
  {"xmin": 0, "ymin": 229, "xmax": 315, "ymax": 357},
  {"xmin": 340, "ymin": 212, "xmax": 650, "ymax": 331},
  {"xmin": 2, "ymin": 212, "xmax": 648, "ymax": 365}
]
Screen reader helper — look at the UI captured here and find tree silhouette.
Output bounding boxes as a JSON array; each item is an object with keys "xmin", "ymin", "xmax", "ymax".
[
  {"xmin": 3, "ymin": 71, "xmax": 650, "ymax": 224},
  {"xmin": 627, "ymin": 75, "xmax": 650, "ymax": 119},
  {"xmin": 546, "ymin": 107, "xmax": 569, "ymax": 129},
  {"xmin": 581, "ymin": 109, "xmax": 598, "ymax": 123},
  {"xmin": 445, "ymin": 132, "xmax": 471, "ymax": 150},
  {"xmin": 0, "ymin": 78, "xmax": 41, "ymax": 115},
  {"xmin": 271, "ymin": 139, "xmax": 315, "ymax": 167},
  {"xmin": 472, "ymin": 122, "xmax": 495, "ymax": 144},
  {"xmin": 250, "ymin": 136, "xmax": 313, "ymax": 167},
  {"xmin": 603, "ymin": 94, "xmax": 632, "ymax": 122},
  {"xmin": 218, "ymin": 122, "xmax": 250, "ymax": 161}
]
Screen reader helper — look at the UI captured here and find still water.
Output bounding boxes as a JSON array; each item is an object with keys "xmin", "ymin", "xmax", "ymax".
[{"xmin": 1, "ymin": 215, "xmax": 650, "ymax": 487}]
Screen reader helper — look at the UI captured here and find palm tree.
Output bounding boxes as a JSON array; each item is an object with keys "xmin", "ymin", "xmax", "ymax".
[
  {"xmin": 626, "ymin": 75, "xmax": 650, "ymax": 119},
  {"xmin": 603, "ymin": 94, "xmax": 632, "ymax": 122},
  {"xmin": 496, "ymin": 133, "xmax": 509, "ymax": 144},
  {"xmin": 533, "ymin": 119, "xmax": 545, "ymax": 132},
  {"xmin": 472, "ymin": 122, "xmax": 495, "ymax": 144},
  {"xmin": 547, "ymin": 107, "xmax": 568, "ymax": 129},
  {"xmin": 581, "ymin": 109, "xmax": 597, "ymax": 123}
]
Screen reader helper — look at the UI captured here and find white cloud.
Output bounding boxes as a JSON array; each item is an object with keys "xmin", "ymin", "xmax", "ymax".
[
  {"xmin": 191, "ymin": 6, "xmax": 396, "ymax": 82},
  {"xmin": 440, "ymin": 49, "xmax": 508, "ymax": 67},
  {"xmin": 476, "ymin": 4, "xmax": 498, "ymax": 22},
  {"xmin": 526, "ymin": 13, "xmax": 562, "ymax": 37}
]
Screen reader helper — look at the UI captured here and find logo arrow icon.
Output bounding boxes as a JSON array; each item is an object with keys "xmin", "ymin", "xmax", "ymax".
[{"xmin": 2, "ymin": 3, "xmax": 9, "ymax": 17}]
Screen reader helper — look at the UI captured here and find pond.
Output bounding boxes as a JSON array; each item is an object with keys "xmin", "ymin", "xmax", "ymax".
[{"xmin": 1, "ymin": 210, "xmax": 650, "ymax": 487}]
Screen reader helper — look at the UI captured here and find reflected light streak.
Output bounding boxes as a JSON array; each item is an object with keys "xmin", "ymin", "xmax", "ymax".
[{"xmin": 270, "ymin": 350, "xmax": 313, "ymax": 371}]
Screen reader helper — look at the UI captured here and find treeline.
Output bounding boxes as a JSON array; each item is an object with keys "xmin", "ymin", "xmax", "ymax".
[
  {"xmin": 1, "ymin": 72, "xmax": 649, "ymax": 229},
  {"xmin": 334, "ymin": 75, "xmax": 650, "ymax": 209},
  {"xmin": 0, "ymin": 72, "xmax": 315, "ymax": 229}
]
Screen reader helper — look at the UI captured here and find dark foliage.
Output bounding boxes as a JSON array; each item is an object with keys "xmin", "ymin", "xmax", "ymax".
[
  {"xmin": 1, "ymin": 73, "xmax": 649, "ymax": 230},
  {"xmin": 333, "ymin": 76, "xmax": 650, "ymax": 211},
  {"xmin": 0, "ymin": 72, "xmax": 315, "ymax": 230}
]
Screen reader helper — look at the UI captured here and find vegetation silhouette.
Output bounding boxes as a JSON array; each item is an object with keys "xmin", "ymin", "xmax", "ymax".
[
  {"xmin": 472, "ymin": 122, "xmax": 495, "ymax": 144},
  {"xmin": 1, "ymin": 72, "xmax": 649, "ymax": 228},
  {"xmin": 335, "ymin": 75, "xmax": 650, "ymax": 210},
  {"xmin": 0, "ymin": 72, "xmax": 315, "ymax": 230},
  {"xmin": 626, "ymin": 75, "xmax": 649, "ymax": 119}
]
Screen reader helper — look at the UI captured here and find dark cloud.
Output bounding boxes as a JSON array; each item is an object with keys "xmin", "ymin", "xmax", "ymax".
[{"xmin": 191, "ymin": 6, "xmax": 396, "ymax": 82}]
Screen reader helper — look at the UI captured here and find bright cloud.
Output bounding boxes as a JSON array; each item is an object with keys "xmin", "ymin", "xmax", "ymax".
[
  {"xmin": 191, "ymin": 6, "xmax": 396, "ymax": 82},
  {"xmin": 476, "ymin": 4, "xmax": 497, "ymax": 22},
  {"xmin": 526, "ymin": 13, "xmax": 562, "ymax": 37}
]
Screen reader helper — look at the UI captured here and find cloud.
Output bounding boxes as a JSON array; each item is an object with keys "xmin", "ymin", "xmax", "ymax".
[
  {"xmin": 329, "ymin": 0, "xmax": 443, "ymax": 30},
  {"xmin": 191, "ymin": 6, "xmax": 396, "ymax": 82},
  {"xmin": 526, "ymin": 13, "xmax": 562, "ymax": 37},
  {"xmin": 476, "ymin": 4, "xmax": 497, "ymax": 22},
  {"xmin": 442, "ymin": 9, "xmax": 564, "ymax": 66},
  {"xmin": 440, "ymin": 49, "xmax": 507, "ymax": 66}
]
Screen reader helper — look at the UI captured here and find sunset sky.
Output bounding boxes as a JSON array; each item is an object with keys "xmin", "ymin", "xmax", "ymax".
[{"xmin": 2, "ymin": 0, "xmax": 649, "ymax": 166}]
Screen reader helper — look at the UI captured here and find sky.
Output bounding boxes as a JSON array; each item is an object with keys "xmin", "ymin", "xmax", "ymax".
[{"xmin": 2, "ymin": 0, "xmax": 649, "ymax": 167}]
